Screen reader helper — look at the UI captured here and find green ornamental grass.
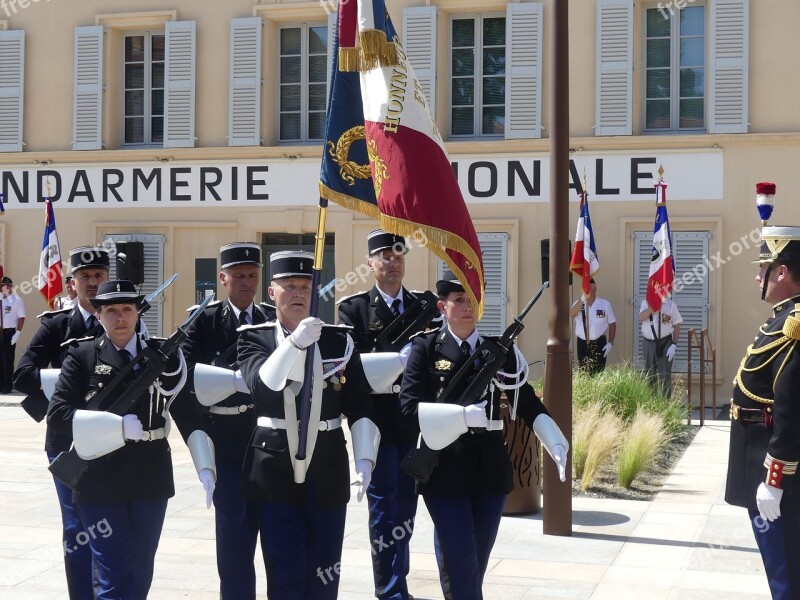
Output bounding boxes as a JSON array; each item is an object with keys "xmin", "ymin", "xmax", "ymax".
[{"xmin": 617, "ymin": 408, "xmax": 671, "ymax": 489}]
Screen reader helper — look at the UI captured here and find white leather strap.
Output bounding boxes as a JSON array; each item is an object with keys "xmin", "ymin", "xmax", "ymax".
[
  {"xmin": 141, "ymin": 427, "xmax": 166, "ymax": 441},
  {"xmin": 209, "ymin": 404, "xmax": 254, "ymax": 415},
  {"xmin": 257, "ymin": 415, "xmax": 343, "ymax": 432},
  {"xmin": 486, "ymin": 419, "xmax": 504, "ymax": 431}
]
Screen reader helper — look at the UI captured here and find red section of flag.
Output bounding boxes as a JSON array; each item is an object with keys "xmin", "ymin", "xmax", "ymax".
[
  {"xmin": 364, "ymin": 121, "xmax": 484, "ymax": 314},
  {"xmin": 569, "ymin": 191, "xmax": 598, "ymax": 297}
]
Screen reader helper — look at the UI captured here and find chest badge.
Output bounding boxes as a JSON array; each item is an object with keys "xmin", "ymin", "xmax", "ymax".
[
  {"xmin": 369, "ymin": 321, "xmax": 384, "ymax": 331},
  {"xmin": 95, "ymin": 364, "xmax": 113, "ymax": 375},
  {"xmin": 435, "ymin": 359, "xmax": 453, "ymax": 371}
]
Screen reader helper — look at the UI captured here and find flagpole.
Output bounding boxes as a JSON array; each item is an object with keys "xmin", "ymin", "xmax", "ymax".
[
  {"xmin": 543, "ymin": 0, "xmax": 572, "ymax": 536},
  {"xmin": 580, "ymin": 173, "xmax": 590, "ymax": 346},
  {"xmin": 295, "ymin": 199, "xmax": 328, "ymax": 470}
]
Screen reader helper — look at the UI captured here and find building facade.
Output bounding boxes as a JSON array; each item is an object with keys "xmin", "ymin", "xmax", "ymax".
[{"xmin": 0, "ymin": 0, "xmax": 798, "ymax": 398}]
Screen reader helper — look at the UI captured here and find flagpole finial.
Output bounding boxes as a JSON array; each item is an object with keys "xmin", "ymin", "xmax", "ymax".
[
  {"xmin": 582, "ymin": 169, "xmax": 588, "ymax": 198},
  {"xmin": 45, "ymin": 177, "xmax": 52, "ymax": 199},
  {"xmin": 657, "ymin": 164, "xmax": 665, "ymax": 182}
]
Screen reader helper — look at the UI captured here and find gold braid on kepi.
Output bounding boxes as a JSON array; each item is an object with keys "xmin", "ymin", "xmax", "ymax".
[{"xmin": 783, "ymin": 305, "xmax": 800, "ymax": 340}]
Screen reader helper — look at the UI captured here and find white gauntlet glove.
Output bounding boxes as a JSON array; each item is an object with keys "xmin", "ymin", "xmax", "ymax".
[
  {"xmin": 464, "ymin": 400, "xmax": 488, "ymax": 429},
  {"xmin": 290, "ymin": 317, "xmax": 323, "ymax": 349},
  {"xmin": 355, "ymin": 459, "xmax": 372, "ymax": 502},
  {"xmin": 10, "ymin": 331, "xmax": 20, "ymax": 345},
  {"xmin": 398, "ymin": 342, "xmax": 413, "ymax": 367},
  {"xmin": 122, "ymin": 414, "xmax": 143, "ymax": 441},
  {"xmin": 602, "ymin": 343, "xmax": 612, "ymax": 358},
  {"xmin": 666, "ymin": 344, "xmax": 677, "ymax": 362},
  {"xmin": 199, "ymin": 468, "xmax": 216, "ymax": 509}
]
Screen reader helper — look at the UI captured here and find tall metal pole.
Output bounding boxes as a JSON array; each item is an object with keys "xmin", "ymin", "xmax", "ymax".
[{"xmin": 543, "ymin": 0, "xmax": 572, "ymax": 536}]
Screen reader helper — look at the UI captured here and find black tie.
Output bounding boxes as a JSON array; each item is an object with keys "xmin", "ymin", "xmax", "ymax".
[
  {"xmin": 391, "ymin": 298, "xmax": 401, "ymax": 317},
  {"xmin": 239, "ymin": 311, "xmax": 249, "ymax": 326},
  {"xmin": 118, "ymin": 348, "xmax": 132, "ymax": 365},
  {"xmin": 460, "ymin": 340, "xmax": 471, "ymax": 359},
  {"xmin": 87, "ymin": 315, "xmax": 98, "ymax": 330}
]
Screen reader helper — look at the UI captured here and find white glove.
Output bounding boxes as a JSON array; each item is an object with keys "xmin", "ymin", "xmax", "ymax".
[
  {"xmin": 756, "ymin": 482, "xmax": 783, "ymax": 522},
  {"xmin": 199, "ymin": 468, "xmax": 215, "ymax": 509},
  {"xmin": 602, "ymin": 343, "xmax": 612, "ymax": 358},
  {"xmin": 233, "ymin": 369, "xmax": 250, "ymax": 394},
  {"xmin": 122, "ymin": 414, "xmax": 143, "ymax": 441},
  {"xmin": 10, "ymin": 331, "xmax": 19, "ymax": 345},
  {"xmin": 398, "ymin": 342, "xmax": 413, "ymax": 367},
  {"xmin": 355, "ymin": 458, "xmax": 372, "ymax": 502},
  {"xmin": 290, "ymin": 317, "xmax": 323, "ymax": 349},
  {"xmin": 464, "ymin": 400, "xmax": 488, "ymax": 429},
  {"xmin": 552, "ymin": 444, "xmax": 567, "ymax": 482},
  {"xmin": 666, "ymin": 344, "xmax": 677, "ymax": 362}
]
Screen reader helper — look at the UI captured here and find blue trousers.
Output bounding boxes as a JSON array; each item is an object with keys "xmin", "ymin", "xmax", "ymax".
[
  {"xmin": 367, "ymin": 441, "xmax": 418, "ymax": 600},
  {"xmin": 48, "ymin": 451, "xmax": 95, "ymax": 599},
  {"xmin": 258, "ymin": 500, "xmax": 347, "ymax": 600},
  {"xmin": 749, "ymin": 507, "xmax": 800, "ymax": 600},
  {"xmin": 424, "ymin": 494, "xmax": 506, "ymax": 600},
  {"xmin": 214, "ymin": 456, "xmax": 261, "ymax": 600},
  {"xmin": 76, "ymin": 499, "xmax": 168, "ymax": 600}
]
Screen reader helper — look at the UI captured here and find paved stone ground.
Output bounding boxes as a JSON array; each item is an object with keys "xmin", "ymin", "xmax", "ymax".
[{"xmin": 0, "ymin": 393, "xmax": 771, "ymax": 599}]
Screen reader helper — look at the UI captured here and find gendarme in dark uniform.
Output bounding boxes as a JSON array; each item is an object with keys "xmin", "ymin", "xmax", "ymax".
[
  {"xmin": 178, "ymin": 242, "xmax": 274, "ymax": 600},
  {"xmin": 237, "ymin": 250, "xmax": 380, "ymax": 600},
  {"xmin": 726, "ymin": 224, "xmax": 800, "ymax": 600},
  {"xmin": 13, "ymin": 246, "xmax": 110, "ymax": 599},
  {"xmin": 399, "ymin": 275, "xmax": 568, "ymax": 600},
  {"xmin": 338, "ymin": 229, "xmax": 439, "ymax": 600},
  {"xmin": 46, "ymin": 280, "xmax": 213, "ymax": 600}
]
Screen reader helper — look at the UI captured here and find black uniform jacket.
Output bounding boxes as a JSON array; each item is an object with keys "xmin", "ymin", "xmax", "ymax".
[
  {"xmin": 399, "ymin": 328, "xmax": 549, "ymax": 498},
  {"xmin": 46, "ymin": 335, "xmax": 198, "ymax": 504},
  {"xmin": 178, "ymin": 299, "xmax": 272, "ymax": 461},
  {"xmin": 726, "ymin": 295, "xmax": 800, "ymax": 510},
  {"xmin": 338, "ymin": 286, "xmax": 437, "ymax": 445},
  {"xmin": 14, "ymin": 307, "xmax": 93, "ymax": 452},
  {"xmin": 237, "ymin": 322, "xmax": 373, "ymax": 509}
]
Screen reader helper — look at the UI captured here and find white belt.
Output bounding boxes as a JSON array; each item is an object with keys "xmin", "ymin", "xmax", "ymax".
[
  {"xmin": 257, "ymin": 415, "xmax": 343, "ymax": 432},
  {"xmin": 487, "ymin": 420, "xmax": 504, "ymax": 431},
  {"xmin": 209, "ymin": 404, "xmax": 254, "ymax": 415},
  {"xmin": 140, "ymin": 427, "xmax": 166, "ymax": 441}
]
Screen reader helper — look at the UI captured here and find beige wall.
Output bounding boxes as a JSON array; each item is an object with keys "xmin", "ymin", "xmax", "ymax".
[{"xmin": 2, "ymin": 0, "xmax": 800, "ymax": 401}]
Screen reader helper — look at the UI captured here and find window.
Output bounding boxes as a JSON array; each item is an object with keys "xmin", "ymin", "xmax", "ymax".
[
  {"xmin": 437, "ymin": 232, "xmax": 508, "ymax": 336},
  {"xmin": 123, "ymin": 32, "xmax": 165, "ymax": 145},
  {"xmin": 644, "ymin": 5, "xmax": 705, "ymax": 132},
  {"xmin": 633, "ymin": 230, "xmax": 710, "ymax": 373},
  {"xmin": 278, "ymin": 24, "xmax": 328, "ymax": 142},
  {"xmin": 450, "ymin": 15, "xmax": 506, "ymax": 138},
  {"xmin": 104, "ymin": 234, "xmax": 166, "ymax": 336}
]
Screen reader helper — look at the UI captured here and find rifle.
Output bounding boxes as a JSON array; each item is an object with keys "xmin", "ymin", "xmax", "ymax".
[
  {"xmin": 21, "ymin": 275, "xmax": 180, "ymax": 423},
  {"xmin": 48, "ymin": 293, "xmax": 213, "ymax": 491},
  {"xmin": 400, "ymin": 281, "xmax": 549, "ymax": 484},
  {"xmin": 374, "ymin": 290, "xmax": 440, "ymax": 352}
]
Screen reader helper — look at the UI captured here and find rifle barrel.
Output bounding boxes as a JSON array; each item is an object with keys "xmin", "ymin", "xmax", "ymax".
[{"xmin": 517, "ymin": 280, "xmax": 549, "ymax": 322}]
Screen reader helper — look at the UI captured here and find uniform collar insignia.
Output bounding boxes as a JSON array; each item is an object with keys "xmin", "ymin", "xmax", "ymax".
[
  {"xmin": 95, "ymin": 364, "xmax": 113, "ymax": 375},
  {"xmin": 368, "ymin": 321, "xmax": 384, "ymax": 330},
  {"xmin": 435, "ymin": 359, "xmax": 453, "ymax": 371}
]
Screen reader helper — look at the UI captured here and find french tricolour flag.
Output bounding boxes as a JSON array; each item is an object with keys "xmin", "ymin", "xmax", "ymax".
[
  {"xmin": 569, "ymin": 189, "xmax": 598, "ymax": 297},
  {"xmin": 320, "ymin": 0, "xmax": 485, "ymax": 317},
  {"xmin": 37, "ymin": 200, "xmax": 63, "ymax": 308},
  {"xmin": 646, "ymin": 180, "xmax": 675, "ymax": 312}
]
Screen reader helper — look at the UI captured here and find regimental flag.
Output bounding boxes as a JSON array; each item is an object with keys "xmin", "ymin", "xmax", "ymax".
[
  {"xmin": 646, "ymin": 178, "xmax": 675, "ymax": 312},
  {"xmin": 37, "ymin": 200, "xmax": 63, "ymax": 308},
  {"xmin": 319, "ymin": 0, "xmax": 484, "ymax": 317},
  {"xmin": 569, "ymin": 186, "xmax": 598, "ymax": 296}
]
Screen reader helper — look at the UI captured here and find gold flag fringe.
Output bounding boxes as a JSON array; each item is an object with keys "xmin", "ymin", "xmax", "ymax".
[
  {"xmin": 320, "ymin": 182, "xmax": 485, "ymax": 318},
  {"xmin": 337, "ymin": 30, "xmax": 398, "ymax": 73},
  {"xmin": 338, "ymin": 48, "xmax": 362, "ymax": 72}
]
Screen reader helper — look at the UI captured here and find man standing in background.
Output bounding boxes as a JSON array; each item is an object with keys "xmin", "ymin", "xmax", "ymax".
[
  {"xmin": 569, "ymin": 278, "xmax": 616, "ymax": 374},
  {"xmin": 639, "ymin": 296, "xmax": 682, "ymax": 397},
  {"xmin": 1, "ymin": 276, "xmax": 25, "ymax": 393}
]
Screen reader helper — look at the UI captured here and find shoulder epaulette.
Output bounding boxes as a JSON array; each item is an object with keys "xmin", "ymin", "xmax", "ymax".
[
  {"xmin": 185, "ymin": 299, "xmax": 222, "ymax": 313},
  {"xmin": 410, "ymin": 328, "xmax": 439, "ymax": 341},
  {"xmin": 336, "ymin": 291, "xmax": 368, "ymax": 305},
  {"xmin": 783, "ymin": 306, "xmax": 800, "ymax": 340},
  {"xmin": 323, "ymin": 323, "xmax": 354, "ymax": 331},
  {"xmin": 237, "ymin": 322, "xmax": 277, "ymax": 333},
  {"xmin": 37, "ymin": 307, "xmax": 71, "ymax": 319},
  {"xmin": 62, "ymin": 334, "xmax": 95, "ymax": 347}
]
